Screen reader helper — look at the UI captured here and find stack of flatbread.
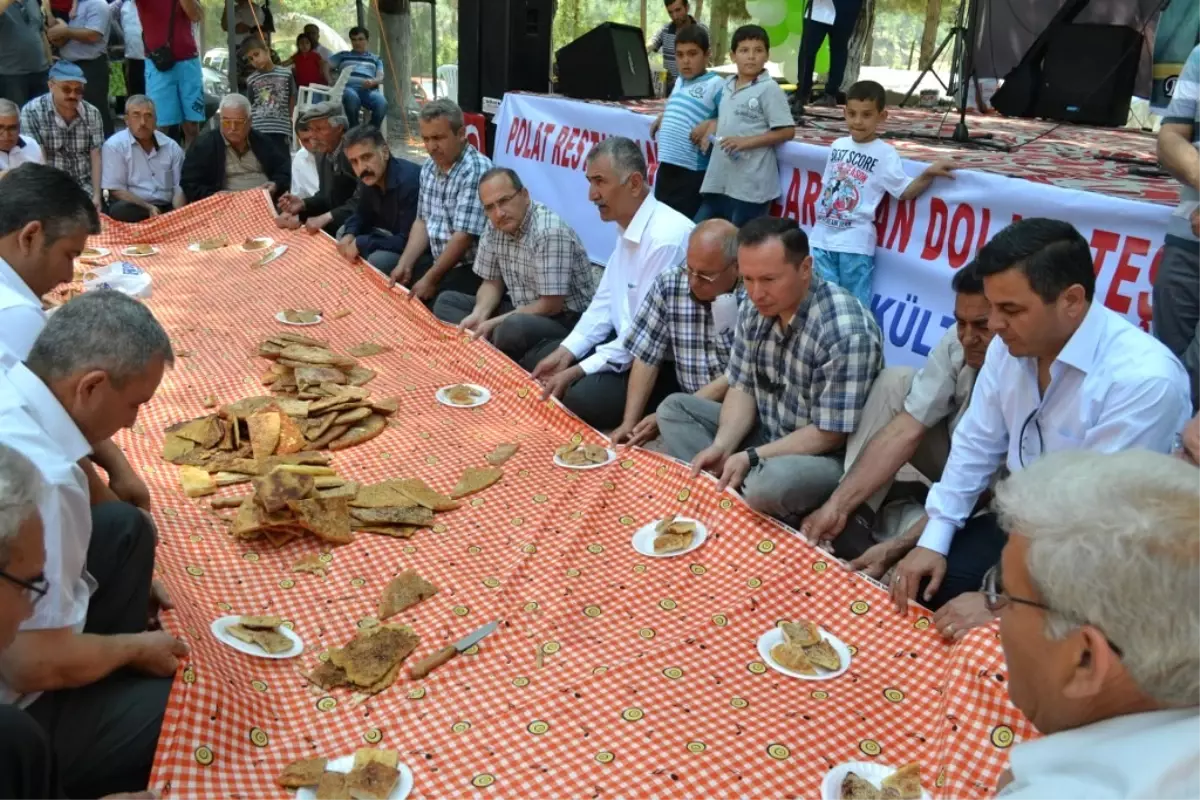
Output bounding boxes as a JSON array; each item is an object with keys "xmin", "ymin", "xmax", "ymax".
[
  {"xmin": 840, "ymin": 763, "xmax": 922, "ymax": 800},
  {"xmin": 770, "ymin": 619, "xmax": 843, "ymax": 675},
  {"xmin": 556, "ymin": 441, "xmax": 610, "ymax": 466},
  {"xmin": 220, "ymin": 467, "xmax": 355, "ymax": 548},
  {"xmin": 224, "ymin": 615, "xmax": 292, "ymax": 654},
  {"xmin": 278, "ymin": 749, "xmax": 404, "ymax": 800},
  {"xmin": 653, "ymin": 515, "xmax": 698, "ymax": 554},
  {"xmin": 307, "ymin": 623, "xmax": 420, "ymax": 696},
  {"xmin": 349, "ymin": 477, "xmax": 465, "ymax": 539}
]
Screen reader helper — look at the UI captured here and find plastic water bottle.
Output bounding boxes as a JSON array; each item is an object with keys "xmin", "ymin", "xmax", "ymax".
[{"xmin": 709, "ymin": 134, "xmax": 741, "ymax": 161}]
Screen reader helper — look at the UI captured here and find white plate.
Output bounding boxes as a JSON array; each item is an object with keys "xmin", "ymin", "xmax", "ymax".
[
  {"xmin": 275, "ymin": 310, "xmax": 323, "ymax": 326},
  {"xmin": 436, "ymin": 384, "xmax": 491, "ymax": 408},
  {"xmin": 631, "ymin": 517, "xmax": 708, "ymax": 557},
  {"xmin": 186, "ymin": 241, "xmax": 226, "ymax": 253},
  {"xmin": 255, "ymin": 244, "xmax": 288, "ymax": 265},
  {"xmin": 80, "ymin": 247, "xmax": 110, "ymax": 258},
  {"xmin": 757, "ymin": 625, "xmax": 851, "ymax": 681},
  {"xmin": 120, "ymin": 245, "xmax": 159, "ymax": 257},
  {"xmin": 210, "ymin": 615, "xmax": 303, "ymax": 659},
  {"xmin": 296, "ymin": 755, "xmax": 414, "ymax": 800},
  {"xmin": 239, "ymin": 237, "xmax": 275, "ymax": 253},
  {"xmin": 822, "ymin": 762, "xmax": 931, "ymax": 800},
  {"xmin": 553, "ymin": 447, "xmax": 616, "ymax": 470}
]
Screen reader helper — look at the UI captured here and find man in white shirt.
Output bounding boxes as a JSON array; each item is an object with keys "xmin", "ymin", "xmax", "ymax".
[
  {"xmin": 0, "ymin": 290, "xmax": 186, "ymax": 799},
  {"xmin": 290, "ymin": 117, "xmax": 320, "ymax": 199},
  {"xmin": 530, "ymin": 136, "xmax": 694, "ymax": 430},
  {"xmin": 988, "ymin": 449, "xmax": 1199, "ymax": 800},
  {"xmin": 890, "ymin": 218, "xmax": 1192, "ymax": 619},
  {"xmin": 101, "ymin": 94, "xmax": 185, "ymax": 221},
  {"xmin": 0, "ymin": 99, "xmax": 43, "ymax": 175}
]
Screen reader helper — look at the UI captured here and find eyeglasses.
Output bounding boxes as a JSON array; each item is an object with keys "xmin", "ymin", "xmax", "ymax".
[
  {"xmin": 1017, "ymin": 408, "xmax": 1043, "ymax": 468},
  {"xmin": 0, "ymin": 570, "xmax": 48, "ymax": 605},
  {"xmin": 482, "ymin": 192, "xmax": 520, "ymax": 214},
  {"xmin": 982, "ymin": 563, "xmax": 1122, "ymax": 656},
  {"xmin": 686, "ymin": 263, "xmax": 733, "ymax": 284}
]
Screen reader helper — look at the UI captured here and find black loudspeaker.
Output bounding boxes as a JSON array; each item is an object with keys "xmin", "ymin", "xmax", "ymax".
[
  {"xmin": 555, "ymin": 22, "xmax": 653, "ymax": 101},
  {"xmin": 458, "ymin": 0, "xmax": 552, "ymax": 116},
  {"xmin": 1031, "ymin": 24, "xmax": 1141, "ymax": 127}
]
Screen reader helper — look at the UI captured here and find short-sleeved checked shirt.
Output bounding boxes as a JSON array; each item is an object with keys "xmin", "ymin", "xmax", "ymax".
[
  {"xmin": 473, "ymin": 201, "xmax": 595, "ymax": 313},
  {"xmin": 726, "ymin": 276, "xmax": 883, "ymax": 441},
  {"xmin": 20, "ymin": 94, "xmax": 104, "ymax": 192},
  {"xmin": 625, "ymin": 266, "xmax": 745, "ymax": 393},
  {"xmin": 417, "ymin": 144, "xmax": 492, "ymax": 268}
]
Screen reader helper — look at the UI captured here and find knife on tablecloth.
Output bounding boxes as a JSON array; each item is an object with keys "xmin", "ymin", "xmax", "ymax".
[{"xmin": 409, "ymin": 619, "xmax": 499, "ymax": 679}]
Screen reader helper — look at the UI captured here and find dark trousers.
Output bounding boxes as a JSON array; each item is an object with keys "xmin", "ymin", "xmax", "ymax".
[
  {"xmin": 655, "ymin": 162, "xmax": 706, "ymax": 220},
  {"xmin": 432, "ymin": 290, "xmax": 582, "ymax": 364},
  {"xmin": 695, "ymin": 194, "xmax": 771, "ymax": 226},
  {"xmin": 0, "ymin": 705, "xmax": 60, "ymax": 799},
  {"xmin": 124, "ymin": 58, "xmax": 145, "ymax": 100},
  {"xmin": 921, "ymin": 511, "xmax": 1008, "ymax": 611},
  {"xmin": 75, "ymin": 55, "xmax": 113, "ymax": 137},
  {"xmin": 0, "ymin": 70, "xmax": 49, "ymax": 107},
  {"xmin": 411, "ymin": 259, "xmax": 483, "ymax": 310},
  {"xmin": 106, "ymin": 199, "xmax": 173, "ymax": 222},
  {"xmin": 798, "ymin": 0, "xmax": 863, "ymax": 103},
  {"xmin": 26, "ymin": 501, "xmax": 171, "ymax": 799},
  {"xmin": 1152, "ymin": 240, "xmax": 1199, "ymax": 410},
  {"xmin": 522, "ymin": 338, "xmax": 681, "ymax": 430}
]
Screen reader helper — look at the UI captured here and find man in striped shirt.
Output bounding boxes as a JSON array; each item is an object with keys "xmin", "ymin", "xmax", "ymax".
[
  {"xmin": 647, "ymin": 0, "xmax": 708, "ymax": 97},
  {"xmin": 649, "ymin": 23, "xmax": 721, "ymax": 219},
  {"xmin": 330, "ymin": 27, "xmax": 388, "ymax": 128}
]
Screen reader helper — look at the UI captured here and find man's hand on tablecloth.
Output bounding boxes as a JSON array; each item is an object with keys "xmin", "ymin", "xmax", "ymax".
[
  {"xmin": 690, "ymin": 444, "xmax": 729, "ymax": 480},
  {"xmin": 468, "ymin": 316, "xmax": 502, "ymax": 342},
  {"xmin": 540, "ymin": 364, "xmax": 582, "ymax": 401},
  {"xmin": 716, "ymin": 450, "xmax": 750, "ymax": 491},
  {"xmin": 530, "ymin": 346, "xmax": 574, "ymax": 382},
  {"xmin": 277, "ymin": 193, "xmax": 304, "ymax": 215},
  {"xmin": 800, "ymin": 499, "xmax": 848, "ymax": 545},
  {"xmin": 844, "ymin": 537, "xmax": 910, "ymax": 580},
  {"xmin": 275, "ymin": 213, "xmax": 301, "ymax": 230},
  {"xmin": 130, "ymin": 630, "xmax": 189, "ymax": 677},
  {"xmin": 612, "ymin": 413, "xmax": 658, "ymax": 447},
  {"xmin": 409, "ymin": 274, "xmax": 439, "ymax": 303},
  {"xmin": 305, "ymin": 213, "xmax": 332, "ymax": 234},
  {"xmin": 147, "ymin": 578, "xmax": 173, "ymax": 630},
  {"xmin": 337, "ymin": 235, "xmax": 359, "ymax": 262},
  {"xmin": 388, "ymin": 258, "xmax": 414, "ymax": 288},
  {"xmin": 890, "ymin": 546, "xmax": 947, "ymax": 615},
  {"xmin": 933, "ymin": 591, "xmax": 993, "ymax": 641}
]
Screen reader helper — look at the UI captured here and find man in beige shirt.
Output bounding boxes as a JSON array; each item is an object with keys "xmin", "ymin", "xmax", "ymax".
[{"xmin": 801, "ymin": 263, "xmax": 993, "ymax": 567}]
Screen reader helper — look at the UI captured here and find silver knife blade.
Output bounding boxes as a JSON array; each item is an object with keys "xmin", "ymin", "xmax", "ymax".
[{"xmin": 454, "ymin": 619, "xmax": 499, "ymax": 652}]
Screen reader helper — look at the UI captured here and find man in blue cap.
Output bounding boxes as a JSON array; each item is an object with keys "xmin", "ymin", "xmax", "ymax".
[{"xmin": 19, "ymin": 62, "xmax": 104, "ymax": 208}]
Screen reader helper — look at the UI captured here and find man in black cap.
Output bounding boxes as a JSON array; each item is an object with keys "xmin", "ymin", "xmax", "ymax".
[{"xmin": 276, "ymin": 100, "xmax": 357, "ymax": 237}]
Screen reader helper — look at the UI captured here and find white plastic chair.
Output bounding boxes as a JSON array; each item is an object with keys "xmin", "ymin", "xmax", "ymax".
[
  {"xmin": 292, "ymin": 69, "xmax": 353, "ymax": 148},
  {"xmin": 437, "ymin": 64, "xmax": 458, "ymax": 102}
]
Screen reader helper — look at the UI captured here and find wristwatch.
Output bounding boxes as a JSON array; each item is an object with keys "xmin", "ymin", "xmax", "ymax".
[{"xmin": 745, "ymin": 447, "xmax": 760, "ymax": 469}]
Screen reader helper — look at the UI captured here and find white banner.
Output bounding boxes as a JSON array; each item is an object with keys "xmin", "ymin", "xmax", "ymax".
[{"xmin": 494, "ymin": 93, "xmax": 1174, "ymax": 367}]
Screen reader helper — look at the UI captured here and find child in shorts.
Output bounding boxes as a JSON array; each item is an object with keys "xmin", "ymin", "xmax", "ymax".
[{"xmin": 811, "ymin": 80, "xmax": 955, "ymax": 306}]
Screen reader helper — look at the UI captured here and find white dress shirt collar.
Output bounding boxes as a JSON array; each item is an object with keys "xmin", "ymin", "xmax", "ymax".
[
  {"xmin": 8, "ymin": 362, "xmax": 91, "ymax": 462},
  {"xmin": 0, "ymin": 255, "xmax": 39, "ymax": 309},
  {"xmin": 620, "ymin": 193, "xmax": 658, "ymax": 246},
  {"xmin": 1053, "ymin": 300, "xmax": 1106, "ymax": 375}
]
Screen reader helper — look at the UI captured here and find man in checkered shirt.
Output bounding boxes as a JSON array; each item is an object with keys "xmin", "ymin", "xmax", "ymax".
[
  {"xmin": 658, "ymin": 216, "xmax": 883, "ymax": 525},
  {"xmin": 386, "ymin": 99, "xmax": 492, "ymax": 307},
  {"xmin": 432, "ymin": 166, "xmax": 596, "ymax": 362},
  {"xmin": 612, "ymin": 219, "xmax": 745, "ymax": 447},
  {"xmin": 18, "ymin": 62, "xmax": 104, "ymax": 207}
]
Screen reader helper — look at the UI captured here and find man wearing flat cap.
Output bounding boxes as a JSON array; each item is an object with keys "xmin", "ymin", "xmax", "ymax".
[
  {"xmin": 19, "ymin": 62, "xmax": 105, "ymax": 207},
  {"xmin": 276, "ymin": 101, "xmax": 357, "ymax": 237}
]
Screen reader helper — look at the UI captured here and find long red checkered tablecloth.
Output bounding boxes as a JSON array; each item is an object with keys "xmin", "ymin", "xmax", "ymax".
[{"xmin": 87, "ymin": 191, "xmax": 1034, "ymax": 798}]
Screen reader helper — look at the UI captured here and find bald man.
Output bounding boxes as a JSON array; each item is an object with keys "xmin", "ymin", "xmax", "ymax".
[{"xmin": 613, "ymin": 219, "xmax": 745, "ymax": 446}]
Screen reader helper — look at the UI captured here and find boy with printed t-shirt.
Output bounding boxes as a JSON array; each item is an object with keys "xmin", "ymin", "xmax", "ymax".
[
  {"xmin": 245, "ymin": 38, "xmax": 297, "ymax": 150},
  {"xmin": 650, "ymin": 24, "xmax": 721, "ymax": 219},
  {"xmin": 811, "ymin": 80, "xmax": 955, "ymax": 306},
  {"xmin": 694, "ymin": 24, "xmax": 795, "ymax": 226}
]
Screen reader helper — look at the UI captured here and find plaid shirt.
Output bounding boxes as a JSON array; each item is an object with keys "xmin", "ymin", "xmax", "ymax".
[
  {"xmin": 726, "ymin": 276, "xmax": 883, "ymax": 441},
  {"xmin": 474, "ymin": 201, "xmax": 595, "ymax": 313},
  {"xmin": 417, "ymin": 144, "xmax": 492, "ymax": 268},
  {"xmin": 625, "ymin": 266, "xmax": 745, "ymax": 393},
  {"xmin": 19, "ymin": 95, "xmax": 103, "ymax": 192}
]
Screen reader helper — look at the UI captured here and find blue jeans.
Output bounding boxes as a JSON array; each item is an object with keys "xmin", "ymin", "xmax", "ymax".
[
  {"xmin": 812, "ymin": 247, "xmax": 875, "ymax": 307},
  {"xmin": 342, "ymin": 84, "xmax": 388, "ymax": 128},
  {"xmin": 694, "ymin": 194, "xmax": 771, "ymax": 226}
]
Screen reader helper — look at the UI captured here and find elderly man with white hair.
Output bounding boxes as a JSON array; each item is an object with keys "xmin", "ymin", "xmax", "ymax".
[
  {"xmin": 0, "ymin": 290, "xmax": 188, "ymax": 799},
  {"xmin": 180, "ymin": 92, "xmax": 290, "ymax": 203},
  {"xmin": 990, "ymin": 449, "xmax": 1199, "ymax": 799},
  {"xmin": 0, "ymin": 99, "xmax": 43, "ymax": 175}
]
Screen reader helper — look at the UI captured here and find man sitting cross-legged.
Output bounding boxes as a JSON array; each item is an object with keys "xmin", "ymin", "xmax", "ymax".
[
  {"xmin": 432, "ymin": 166, "xmax": 596, "ymax": 362},
  {"xmin": 612, "ymin": 219, "xmax": 745, "ymax": 447},
  {"xmin": 101, "ymin": 94, "xmax": 185, "ymax": 222},
  {"xmin": 658, "ymin": 216, "xmax": 883, "ymax": 525},
  {"xmin": 0, "ymin": 290, "xmax": 187, "ymax": 799},
  {"xmin": 528, "ymin": 136, "xmax": 694, "ymax": 430},
  {"xmin": 800, "ymin": 263, "xmax": 993, "ymax": 562},
  {"xmin": 337, "ymin": 124, "xmax": 423, "ymax": 276}
]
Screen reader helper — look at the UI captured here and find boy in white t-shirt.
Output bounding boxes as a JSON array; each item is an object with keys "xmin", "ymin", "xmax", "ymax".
[{"xmin": 811, "ymin": 80, "xmax": 955, "ymax": 306}]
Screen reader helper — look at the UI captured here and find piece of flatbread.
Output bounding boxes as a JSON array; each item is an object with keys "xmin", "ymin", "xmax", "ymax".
[
  {"xmin": 393, "ymin": 478, "xmax": 460, "ymax": 511},
  {"xmin": 653, "ymin": 530, "xmax": 694, "ymax": 554},
  {"xmin": 352, "ymin": 749, "xmax": 399, "ymax": 770},
  {"xmin": 355, "ymin": 525, "xmax": 422, "ymax": 539},
  {"xmin": 333, "ymin": 407, "xmax": 372, "ymax": 425},
  {"xmin": 309, "ymin": 423, "xmax": 351, "ymax": 450},
  {"xmin": 319, "ymin": 481, "xmax": 361, "ymax": 500},
  {"xmin": 840, "ymin": 772, "xmax": 882, "ymax": 800},
  {"xmin": 238, "ymin": 615, "xmax": 283, "ymax": 630},
  {"xmin": 880, "ymin": 762, "xmax": 922, "ymax": 800},
  {"xmin": 292, "ymin": 553, "xmax": 327, "ymax": 575},
  {"xmin": 350, "ymin": 506, "xmax": 434, "ymax": 526},
  {"xmin": 369, "ymin": 397, "xmax": 400, "ymax": 416},
  {"xmin": 378, "ymin": 570, "xmax": 439, "ymax": 619},
  {"xmin": 315, "ymin": 771, "xmax": 349, "ymax": 800},
  {"xmin": 346, "ymin": 760, "xmax": 400, "ymax": 800},
  {"xmin": 348, "ymin": 342, "xmax": 391, "ymax": 358},
  {"xmin": 485, "ymin": 442, "xmax": 519, "ymax": 466},
  {"xmin": 444, "ymin": 384, "xmax": 481, "ymax": 405},
  {"xmin": 328, "ymin": 414, "xmax": 387, "ymax": 451},
  {"xmin": 803, "ymin": 638, "xmax": 842, "ymax": 671},
  {"xmin": 329, "ymin": 624, "xmax": 420, "ymax": 687},
  {"xmin": 290, "ymin": 496, "xmax": 354, "ymax": 545},
  {"xmin": 247, "ymin": 412, "xmax": 282, "ymax": 461},
  {"xmin": 180, "ymin": 465, "xmax": 218, "ymax": 497},
  {"xmin": 226, "ymin": 623, "xmax": 292, "ymax": 653},
  {"xmin": 351, "ymin": 480, "xmax": 420, "ymax": 509},
  {"xmin": 450, "ymin": 466, "xmax": 503, "ymax": 499},
  {"xmin": 780, "ymin": 620, "xmax": 822, "ymax": 648},
  {"xmin": 253, "ymin": 469, "xmax": 316, "ymax": 514},
  {"xmin": 276, "ymin": 757, "xmax": 327, "ymax": 788},
  {"xmin": 770, "ymin": 642, "xmax": 816, "ymax": 675}
]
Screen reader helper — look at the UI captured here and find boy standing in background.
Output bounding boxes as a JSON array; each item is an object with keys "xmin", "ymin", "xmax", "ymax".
[
  {"xmin": 650, "ymin": 24, "xmax": 722, "ymax": 220},
  {"xmin": 694, "ymin": 25, "xmax": 795, "ymax": 226},
  {"xmin": 811, "ymin": 80, "xmax": 955, "ymax": 306},
  {"xmin": 245, "ymin": 39, "xmax": 296, "ymax": 150},
  {"xmin": 647, "ymin": 0, "xmax": 707, "ymax": 98}
]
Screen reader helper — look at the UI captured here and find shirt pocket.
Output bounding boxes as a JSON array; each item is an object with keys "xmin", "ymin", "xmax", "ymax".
[{"xmin": 1041, "ymin": 424, "xmax": 1085, "ymax": 454}]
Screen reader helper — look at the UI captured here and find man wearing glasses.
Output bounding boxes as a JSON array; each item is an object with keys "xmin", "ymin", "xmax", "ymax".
[
  {"xmin": 0, "ymin": 292, "xmax": 187, "ymax": 799},
  {"xmin": 612, "ymin": 219, "xmax": 744, "ymax": 447},
  {"xmin": 432, "ymin": 166, "xmax": 597, "ymax": 362},
  {"xmin": 658, "ymin": 216, "xmax": 883, "ymax": 525},
  {"xmin": 986, "ymin": 450, "xmax": 1198, "ymax": 799},
  {"xmin": 890, "ymin": 217, "xmax": 1191, "ymax": 625}
]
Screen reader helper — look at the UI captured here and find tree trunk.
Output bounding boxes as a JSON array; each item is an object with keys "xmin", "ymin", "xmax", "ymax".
[
  {"xmin": 841, "ymin": 0, "xmax": 875, "ymax": 88},
  {"xmin": 694, "ymin": 0, "xmax": 703, "ymax": 19},
  {"xmin": 918, "ymin": 0, "xmax": 941, "ymax": 69},
  {"xmin": 639, "ymin": 0, "xmax": 647, "ymax": 34},
  {"xmin": 709, "ymin": 1, "xmax": 729, "ymax": 65},
  {"xmin": 372, "ymin": 0, "xmax": 415, "ymax": 139}
]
